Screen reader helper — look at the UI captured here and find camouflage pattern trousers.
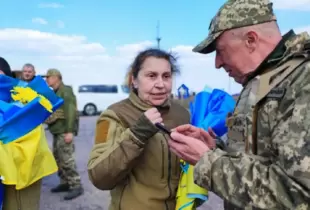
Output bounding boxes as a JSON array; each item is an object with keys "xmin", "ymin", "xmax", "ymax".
[{"xmin": 52, "ymin": 134, "xmax": 82, "ymax": 189}]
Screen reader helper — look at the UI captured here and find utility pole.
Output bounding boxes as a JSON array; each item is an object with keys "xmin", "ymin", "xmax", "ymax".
[{"xmin": 156, "ymin": 20, "xmax": 161, "ymax": 49}]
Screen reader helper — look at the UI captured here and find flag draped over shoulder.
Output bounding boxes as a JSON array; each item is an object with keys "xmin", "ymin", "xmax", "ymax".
[
  {"xmin": 176, "ymin": 89, "xmax": 235, "ymax": 210},
  {"xmin": 0, "ymin": 75, "xmax": 63, "ymax": 190}
]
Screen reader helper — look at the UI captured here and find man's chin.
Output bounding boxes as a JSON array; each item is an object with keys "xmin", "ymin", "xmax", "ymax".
[{"xmin": 232, "ymin": 76, "xmax": 244, "ymax": 84}]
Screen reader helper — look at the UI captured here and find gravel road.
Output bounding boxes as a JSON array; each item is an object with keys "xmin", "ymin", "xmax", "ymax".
[{"xmin": 40, "ymin": 116, "xmax": 224, "ymax": 210}]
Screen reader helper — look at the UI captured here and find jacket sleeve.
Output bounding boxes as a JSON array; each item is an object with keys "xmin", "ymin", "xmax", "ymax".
[
  {"xmin": 62, "ymin": 87, "xmax": 76, "ymax": 133},
  {"xmin": 87, "ymin": 109, "xmax": 158, "ymax": 190},
  {"xmin": 193, "ymin": 62, "xmax": 310, "ymax": 209}
]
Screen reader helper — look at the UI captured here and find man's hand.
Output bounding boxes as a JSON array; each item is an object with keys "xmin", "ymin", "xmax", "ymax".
[
  {"xmin": 173, "ymin": 124, "xmax": 216, "ymax": 149},
  {"xmin": 64, "ymin": 132, "xmax": 73, "ymax": 143},
  {"xmin": 168, "ymin": 131, "xmax": 210, "ymax": 165}
]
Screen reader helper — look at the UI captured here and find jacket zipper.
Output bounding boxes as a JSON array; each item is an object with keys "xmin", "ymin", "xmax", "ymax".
[
  {"xmin": 16, "ymin": 189, "xmax": 21, "ymax": 210},
  {"xmin": 118, "ymin": 184, "xmax": 127, "ymax": 210},
  {"xmin": 163, "ymin": 134, "xmax": 172, "ymax": 210},
  {"xmin": 161, "ymin": 140, "xmax": 165, "ymax": 179},
  {"xmin": 175, "ymin": 156, "xmax": 179, "ymax": 176}
]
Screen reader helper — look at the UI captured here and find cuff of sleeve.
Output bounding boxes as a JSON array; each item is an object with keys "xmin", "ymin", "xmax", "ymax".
[
  {"xmin": 130, "ymin": 114, "xmax": 158, "ymax": 143},
  {"xmin": 193, "ymin": 148, "xmax": 226, "ymax": 190},
  {"xmin": 216, "ymin": 137, "xmax": 227, "ymax": 150}
]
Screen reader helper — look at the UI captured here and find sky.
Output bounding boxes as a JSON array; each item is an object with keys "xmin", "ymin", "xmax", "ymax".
[{"xmin": 1, "ymin": 0, "xmax": 309, "ymax": 94}]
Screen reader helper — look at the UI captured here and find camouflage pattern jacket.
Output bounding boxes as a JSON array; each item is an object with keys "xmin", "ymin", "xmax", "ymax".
[
  {"xmin": 194, "ymin": 30, "xmax": 310, "ymax": 210},
  {"xmin": 46, "ymin": 83, "xmax": 79, "ymax": 135}
]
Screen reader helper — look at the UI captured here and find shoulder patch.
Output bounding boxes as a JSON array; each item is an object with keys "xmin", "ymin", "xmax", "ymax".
[
  {"xmin": 304, "ymin": 40, "xmax": 310, "ymax": 50},
  {"xmin": 266, "ymin": 87, "xmax": 286, "ymax": 99},
  {"xmin": 95, "ymin": 120, "xmax": 110, "ymax": 144}
]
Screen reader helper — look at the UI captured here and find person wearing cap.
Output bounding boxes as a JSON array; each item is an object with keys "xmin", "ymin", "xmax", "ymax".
[
  {"xmin": 0, "ymin": 57, "xmax": 42, "ymax": 210},
  {"xmin": 44, "ymin": 68, "xmax": 84, "ymax": 200},
  {"xmin": 168, "ymin": 0, "xmax": 310, "ymax": 209}
]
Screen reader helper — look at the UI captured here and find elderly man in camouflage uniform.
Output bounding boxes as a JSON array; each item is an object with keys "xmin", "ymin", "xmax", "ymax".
[
  {"xmin": 168, "ymin": 0, "xmax": 310, "ymax": 209},
  {"xmin": 44, "ymin": 69, "xmax": 83, "ymax": 200}
]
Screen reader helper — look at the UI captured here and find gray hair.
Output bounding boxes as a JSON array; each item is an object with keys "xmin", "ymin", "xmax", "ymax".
[
  {"xmin": 22, "ymin": 63, "xmax": 35, "ymax": 72},
  {"xmin": 231, "ymin": 21, "xmax": 281, "ymax": 39}
]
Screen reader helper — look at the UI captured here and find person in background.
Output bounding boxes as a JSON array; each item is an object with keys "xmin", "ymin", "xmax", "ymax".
[
  {"xmin": 44, "ymin": 68, "xmax": 83, "ymax": 200},
  {"xmin": 21, "ymin": 63, "xmax": 36, "ymax": 82},
  {"xmin": 0, "ymin": 57, "xmax": 12, "ymax": 77},
  {"xmin": 87, "ymin": 48, "xmax": 190, "ymax": 210},
  {"xmin": 168, "ymin": 0, "xmax": 310, "ymax": 209},
  {"xmin": 0, "ymin": 57, "xmax": 42, "ymax": 210}
]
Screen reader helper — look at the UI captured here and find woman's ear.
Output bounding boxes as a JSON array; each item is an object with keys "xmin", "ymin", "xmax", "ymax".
[
  {"xmin": 133, "ymin": 82, "xmax": 138, "ymax": 89},
  {"xmin": 131, "ymin": 75, "xmax": 138, "ymax": 88}
]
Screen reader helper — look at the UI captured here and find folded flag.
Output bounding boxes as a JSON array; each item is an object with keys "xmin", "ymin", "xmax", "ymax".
[
  {"xmin": 0, "ymin": 75, "xmax": 63, "ymax": 191},
  {"xmin": 190, "ymin": 89, "xmax": 236, "ymax": 136},
  {"xmin": 176, "ymin": 89, "xmax": 235, "ymax": 210}
]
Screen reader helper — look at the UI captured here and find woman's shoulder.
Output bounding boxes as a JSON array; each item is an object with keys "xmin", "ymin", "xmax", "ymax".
[
  {"xmin": 96, "ymin": 99, "xmax": 130, "ymax": 125},
  {"xmin": 99, "ymin": 98, "xmax": 139, "ymax": 128},
  {"xmin": 107, "ymin": 98, "xmax": 132, "ymax": 112}
]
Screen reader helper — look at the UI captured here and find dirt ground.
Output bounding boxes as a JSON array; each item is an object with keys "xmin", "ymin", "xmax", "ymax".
[{"xmin": 40, "ymin": 116, "xmax": 224, "ymax": 210}]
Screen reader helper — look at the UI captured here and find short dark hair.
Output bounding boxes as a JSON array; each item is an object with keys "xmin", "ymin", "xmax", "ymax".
[
  {"xmin": 0, "ymin": 57, "xmax": 12, "ymax": 77},
  {"xmin": 126, "ymin": 48, "xmax": 180, "ymax": 86}
]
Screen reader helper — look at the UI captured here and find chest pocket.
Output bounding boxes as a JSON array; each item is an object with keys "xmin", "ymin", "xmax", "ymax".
[
  {"xmin": 139, "ymin": 123, "xmax": 181, "ymax": 181},
  {"xmin": 227, "ymin": 113, "xmax": 248, "ymax": 143},
  {"xmin": 226, "ymin": 78, "xmax": 258, "ymax": 152},
  {"xmin": 226, "ymin": 112, "xmax": 253, "ymax": 152}
]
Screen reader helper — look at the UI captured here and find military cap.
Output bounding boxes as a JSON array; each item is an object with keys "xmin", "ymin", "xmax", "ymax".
[
  {"xmin": 193, "ymin": 0, "xmax": 277, "ymax": 54},
  {"xmin": 44, "ymin": 68, "xmax": 62, "ymax": 77}
]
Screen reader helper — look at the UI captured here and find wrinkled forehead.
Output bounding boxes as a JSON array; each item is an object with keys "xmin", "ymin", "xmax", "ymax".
[
  {"xmin": 140, "ymin": 57, "xmax": 171, "ymax": 71},
  {"xmin": 23, "ymin": 66, "xmax": 34, "ymax": 72}
]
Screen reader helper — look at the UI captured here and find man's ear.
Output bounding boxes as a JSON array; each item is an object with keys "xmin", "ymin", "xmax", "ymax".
[{"xmin": 245, "ymin": 31, "xmax": 259, "ymax": 53}]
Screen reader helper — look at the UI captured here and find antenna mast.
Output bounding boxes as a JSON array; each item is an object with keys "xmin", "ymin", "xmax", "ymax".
[{"xmin": 156, "ymin": 21, "xmax": 161, "ymax": 49}]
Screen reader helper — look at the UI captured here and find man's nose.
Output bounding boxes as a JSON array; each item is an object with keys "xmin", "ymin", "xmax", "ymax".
[{"xmin": 215, "ymin": 53, "xmax": 223, "ymax": 69}]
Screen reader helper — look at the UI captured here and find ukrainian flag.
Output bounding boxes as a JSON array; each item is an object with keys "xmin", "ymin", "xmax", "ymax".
[
  {"xmin": 0, "ymin": 75, "xmax": 63, "ymax": 191},
  {"xmin": 176, "ymin": 89, "xmax": 235, "ymax": 210}
]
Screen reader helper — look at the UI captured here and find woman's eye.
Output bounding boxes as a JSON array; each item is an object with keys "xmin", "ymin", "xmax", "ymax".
[{"xmin": 164, "ymin": 75, "xmax": 171, "ymax": 79}]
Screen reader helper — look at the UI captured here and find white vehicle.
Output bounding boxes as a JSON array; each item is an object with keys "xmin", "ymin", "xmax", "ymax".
[{"xmin": 74, "ymin": 84, "xmax": 130, "ymax": 116}]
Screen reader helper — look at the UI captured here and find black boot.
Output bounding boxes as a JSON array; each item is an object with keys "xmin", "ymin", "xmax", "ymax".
[
  {"xmin": 64, "ymin": 187, "xmax": 84, "ymax": 200},
  {"xmin": 50, "ymin": 183, "xmax": 70, "ymax": 193}
]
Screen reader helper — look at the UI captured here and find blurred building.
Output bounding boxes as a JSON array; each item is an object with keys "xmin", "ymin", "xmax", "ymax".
[{"xmin": 12, "ymin": 70, "xmax": 22, "ymax": 79}]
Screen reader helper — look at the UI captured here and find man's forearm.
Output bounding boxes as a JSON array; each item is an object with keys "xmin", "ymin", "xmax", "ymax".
[{"xmin": 194, "ymin": 149, "xmax": 310, "ymax": 209}]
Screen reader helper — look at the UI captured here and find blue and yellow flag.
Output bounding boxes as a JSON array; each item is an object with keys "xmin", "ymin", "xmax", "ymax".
[
  {"xmin": 0, "ymin": 75, "xmax": 63, "ymax": 190},
  {"xmin": 176, "ymin": 89, "xmax": 235, "ymax": 210}
]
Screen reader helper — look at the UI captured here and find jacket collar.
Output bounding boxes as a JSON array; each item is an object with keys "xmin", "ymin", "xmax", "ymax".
[{"xmin": 128, "ymin": 91, "xmax": 171, "ymax": 112}]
